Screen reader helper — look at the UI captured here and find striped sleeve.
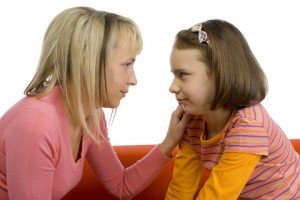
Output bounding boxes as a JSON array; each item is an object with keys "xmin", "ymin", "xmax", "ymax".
[{"xmin": 224, "ymin": 118, "xmax": 269, "ymax": 156}]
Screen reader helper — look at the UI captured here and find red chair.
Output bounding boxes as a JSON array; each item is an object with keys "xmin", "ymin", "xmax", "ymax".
[{"xmin": 63, "ymin": 139, "xmax": 300, "ymax": 200}]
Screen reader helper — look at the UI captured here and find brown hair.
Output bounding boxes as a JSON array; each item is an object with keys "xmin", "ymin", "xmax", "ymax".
[{"xmin": 173, "ymin": 19, "xmax": 268, "ymax": 110}]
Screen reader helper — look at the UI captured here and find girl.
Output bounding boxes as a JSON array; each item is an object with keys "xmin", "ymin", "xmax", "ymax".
[
  {"xmin": 0, "ymin": 7, "xmax": 191, "ymax": 200},
  {"xmin": 165, "ymin": 19, "xmax": 300, "ymax": 199}
]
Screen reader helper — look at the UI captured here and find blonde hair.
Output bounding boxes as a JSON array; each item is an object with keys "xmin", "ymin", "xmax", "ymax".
[
  {"xmin": 174, "ymin": 19, "xmax": 268, "ymax": 110},
  {"xmin": 24, "ymin": 7, "xmax": 143, "ymax": 144}
]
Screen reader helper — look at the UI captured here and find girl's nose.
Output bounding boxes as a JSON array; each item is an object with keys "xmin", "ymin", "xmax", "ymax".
[{"xmin": 169, "ymin": 80, "xmax": 179, "ymax": 94}]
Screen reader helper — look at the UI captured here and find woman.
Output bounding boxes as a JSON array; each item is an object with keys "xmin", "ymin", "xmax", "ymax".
[{"xmin": 0, "ymin": 7, "xmax": 191, "ymax": 199}]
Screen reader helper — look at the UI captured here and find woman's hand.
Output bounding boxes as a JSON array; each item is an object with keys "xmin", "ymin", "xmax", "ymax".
[{"xmin": 158, "ymin": 105, "xmax": 192, "ymax": 157}]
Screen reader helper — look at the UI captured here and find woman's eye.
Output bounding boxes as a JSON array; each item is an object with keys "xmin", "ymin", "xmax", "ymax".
[{"xmin": 124, "ymin": 62, "xmax": 133, "ymax": 68}]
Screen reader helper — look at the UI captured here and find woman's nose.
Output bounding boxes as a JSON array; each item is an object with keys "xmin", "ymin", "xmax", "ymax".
[{"xmin": 129, "ymin": 70, "xmax": 137, "ymax": 86}]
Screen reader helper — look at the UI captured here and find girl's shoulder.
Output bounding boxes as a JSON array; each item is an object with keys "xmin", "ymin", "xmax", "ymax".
[{"xmin": 233, "ymin": 103, "xmax": 269, "ymax": 124}]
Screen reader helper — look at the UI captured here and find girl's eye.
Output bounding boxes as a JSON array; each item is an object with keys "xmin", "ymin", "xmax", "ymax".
[{"xmin": 179, "ymin": 72, "xmax": 188, "ymax": 79}]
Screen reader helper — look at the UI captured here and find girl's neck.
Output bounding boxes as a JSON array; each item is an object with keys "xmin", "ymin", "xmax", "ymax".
[{"xmin": 203, "ymin": 108, "xmax": 233, "ymax": 140}]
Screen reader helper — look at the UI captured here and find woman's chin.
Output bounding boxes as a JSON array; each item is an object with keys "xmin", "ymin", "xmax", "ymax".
[
  {"xmin": 109, "ymin": 101, "xmax": 120, "ymax": 108},
  {"xmin": 102, "ymin": 101, "xmax": 120, "ymax": 109}
]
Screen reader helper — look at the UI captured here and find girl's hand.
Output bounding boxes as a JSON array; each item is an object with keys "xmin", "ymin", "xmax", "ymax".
[{"xmin": 158, "ymin": 105, "xmax": 192, "ymax": 157}]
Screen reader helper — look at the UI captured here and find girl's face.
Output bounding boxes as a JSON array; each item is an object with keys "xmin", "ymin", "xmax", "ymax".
[
  {"xmin": 169, "ymin": 47, "xmax": 215, "ymax": 116},
  {"xmin": 103, "ymin": 37, "xmax": 138, "ymax": 108}
]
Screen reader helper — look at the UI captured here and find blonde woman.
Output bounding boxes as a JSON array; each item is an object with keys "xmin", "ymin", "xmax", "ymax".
[{"xmin": 0, "ymin": 7, "xmax": 191, "ymax": 199}]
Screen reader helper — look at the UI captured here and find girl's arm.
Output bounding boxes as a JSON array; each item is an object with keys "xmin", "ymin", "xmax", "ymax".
[
  {"xmin": 165, "ymin": 142, "xmax": 203, "ymax": 200},
  {"xmin": 197, "ymin": 152, "xmax": 261, "ymax": 199}
]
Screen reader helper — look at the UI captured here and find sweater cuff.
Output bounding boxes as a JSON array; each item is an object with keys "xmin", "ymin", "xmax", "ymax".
[{"xmin": 150, "ymin": 145, "xmax": 173, "ymax": 163}]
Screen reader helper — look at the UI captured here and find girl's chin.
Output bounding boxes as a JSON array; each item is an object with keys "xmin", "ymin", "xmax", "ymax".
[
  {"xmin": 182, "ymin": 104, "xmax": 187, "ymax": 113},
  {"xmin": 182, "ymin": 105, "xmax": 193, "ymax": 115},
  {"xmin": 182, "ymin": 105, "xmax": 199, "ymax": 115}
]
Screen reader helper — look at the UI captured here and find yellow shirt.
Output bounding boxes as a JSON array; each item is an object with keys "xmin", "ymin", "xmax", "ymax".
[
  {"xmin": 165, "ymin": 104, "xmax": 300, "ymax": 199},
  {"xmin": 166, "ymin": 142, "xmax": 261, "ymax": 200}
]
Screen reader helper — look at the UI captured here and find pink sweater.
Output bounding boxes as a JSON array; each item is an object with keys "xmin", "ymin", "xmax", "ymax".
[{"xmin": 0, "ymin": 87, "xmax": 170, "ymax": 200}]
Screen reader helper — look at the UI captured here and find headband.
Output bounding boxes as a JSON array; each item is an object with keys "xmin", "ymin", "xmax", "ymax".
[{"xmin": 191, "ymin": 23, "xmax": 208, "ymax": 44}]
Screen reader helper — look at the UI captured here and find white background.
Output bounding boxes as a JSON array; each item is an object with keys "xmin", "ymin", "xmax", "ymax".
[{"xmin": 0, "ymin": 0, "xmax": 299, "ymax": 145}]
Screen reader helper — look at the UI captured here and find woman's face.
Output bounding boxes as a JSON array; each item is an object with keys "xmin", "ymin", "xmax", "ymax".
[
  {"xmin": 169, "ymin": 47, "xmax": 215, "ymax": 116},
  {"xmin": 103, "ymin": 36, "xmax": 139, "ymax": 108}
]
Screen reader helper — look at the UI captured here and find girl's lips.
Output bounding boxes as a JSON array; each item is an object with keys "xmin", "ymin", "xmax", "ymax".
[{"xmin": 177, "ymin": 99, "xmax": 185, "ymax": 105}]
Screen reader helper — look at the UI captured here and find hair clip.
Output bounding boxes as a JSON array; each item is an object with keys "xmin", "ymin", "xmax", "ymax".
[{"xmin": 191, "ymin": 23, "xmax": 208, "ymax": 44}]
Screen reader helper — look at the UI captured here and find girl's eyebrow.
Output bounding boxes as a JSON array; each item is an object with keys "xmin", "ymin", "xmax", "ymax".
[{"xmin": 171, "ymin": 67, "xmax": 188, "ymax": 74}]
